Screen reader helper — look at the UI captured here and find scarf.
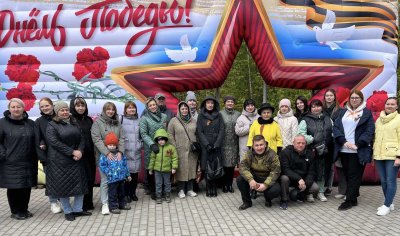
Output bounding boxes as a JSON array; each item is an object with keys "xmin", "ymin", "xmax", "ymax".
[
  {"xmin": 258, "ymin": 117, "xmax": 274, "ymax": 125},
  {"xmin": 345, "ymin": 102, "xmax": 366, "ymax": 121}
]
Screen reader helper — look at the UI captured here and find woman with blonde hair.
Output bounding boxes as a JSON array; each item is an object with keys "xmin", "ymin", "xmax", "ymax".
[
  {"xmin": 0, "ymin": 98, "xmax": 37, "ymax": 220},
  {"xmin": 373, "ymin": 97, "xmax": 400, "ymax": 216}
]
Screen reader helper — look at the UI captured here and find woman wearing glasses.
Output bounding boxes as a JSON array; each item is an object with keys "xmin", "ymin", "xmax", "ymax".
[{"xmin": 333, "ymin": 90, "xmax": 375, "ymax": 211}]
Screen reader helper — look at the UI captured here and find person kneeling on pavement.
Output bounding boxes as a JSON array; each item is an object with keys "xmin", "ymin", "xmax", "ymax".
[
  {"xmin": 237, "ymin": 135, "xmax": 281, "ymax": 210},
  {"xmin": 279, "ymin": 134, "xmax": 319, "ymax": 210}
]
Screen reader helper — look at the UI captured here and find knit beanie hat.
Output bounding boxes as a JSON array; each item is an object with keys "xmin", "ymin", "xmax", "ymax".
[
  {"xmin": 279, "ymin": 99, "xmax": 291, "ymax": 109},
  {"xmin": 243, "ymin": 98, "xmax": 256, "ymax": 110},
  {"xmin": 53, "ymin": 101, "xmax": 69, "ymax": 115},
  {"xmin": 104, "ymin": 132, "xmax": 119, "ymax": 146},
  {"xmin": 224, "ymin": 95, "xmax": 235, "ymax": 104},
  {"xmin": 185, "ymin": 91, "xmax": 197, "ymax": 103}
]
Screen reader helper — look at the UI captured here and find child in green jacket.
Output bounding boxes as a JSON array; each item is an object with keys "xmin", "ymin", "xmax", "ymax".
[{"xmin": 148, "ymin": 129, "xmax": 178, "ymax": 203}]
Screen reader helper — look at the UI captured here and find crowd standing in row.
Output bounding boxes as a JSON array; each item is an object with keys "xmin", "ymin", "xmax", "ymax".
[{"xmin": 0, "ymin": 89, "xmax": 399, "ymax": 221}]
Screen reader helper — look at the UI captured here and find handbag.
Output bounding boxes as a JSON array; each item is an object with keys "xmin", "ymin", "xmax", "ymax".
[
  {"xmin": 177, "ymin": 118, "xmax": 201, "ymax": 153},
  {"xmin": 206, "ymin": 150, "xmax": 224, "ymax": 180}
]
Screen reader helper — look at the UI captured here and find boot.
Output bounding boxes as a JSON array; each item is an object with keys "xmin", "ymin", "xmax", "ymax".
[
  {"xmin": 206, "ymin": 181, "xmax": 212, "ymax": 197},
  {"xmin": 165, "ymin": 193, "xmax": 171, "ymax": 203},
  {"xmin": 156, "ymin": 193, "xmax": 162, "ymax": 204},
  {"xmin": 222, "ymin": 186, "xmax": 228, "ymax": 193},
  {"xmin": 228, "ymin": 185, "xmax": 234, "ymax": 193},
  {"xmin": 212, "ymin": 182, "xmax": 218, "ymax": 197}
]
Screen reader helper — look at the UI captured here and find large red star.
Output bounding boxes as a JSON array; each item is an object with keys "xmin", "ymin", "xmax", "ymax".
[{"xmin": 111, "ymin": 0, "xmax": 382, "ymax": 112}]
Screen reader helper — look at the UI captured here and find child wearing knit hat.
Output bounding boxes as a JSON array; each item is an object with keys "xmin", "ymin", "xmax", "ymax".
[{"xmin": 99, "ymin": 132, "xmax": 132, "ymax": 214}]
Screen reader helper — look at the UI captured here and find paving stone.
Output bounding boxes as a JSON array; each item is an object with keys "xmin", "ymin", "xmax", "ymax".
[{"xmin": 0, "ymin": 183, "xmax": 400, "ymax": 235}]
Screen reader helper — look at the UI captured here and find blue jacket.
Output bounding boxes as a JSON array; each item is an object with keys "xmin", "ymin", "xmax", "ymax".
[
  {"xmin": 333, "ymin": 108, "xmax": 375, "ymax": 165},
  {"xmin": 99, "ymin": 153, "xmax": 130, "ymax": 183}
]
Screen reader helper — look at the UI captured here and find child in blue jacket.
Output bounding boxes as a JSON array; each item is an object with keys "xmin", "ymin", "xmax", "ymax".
[{"xmin": 100, "ymin": 132, "xmax": 131, "ymax": 214}]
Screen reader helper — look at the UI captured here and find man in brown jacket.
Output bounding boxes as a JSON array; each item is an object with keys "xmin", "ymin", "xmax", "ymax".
[{"xmin": 237, "ymin": 135, "xmax": 281, "ymax": 210}]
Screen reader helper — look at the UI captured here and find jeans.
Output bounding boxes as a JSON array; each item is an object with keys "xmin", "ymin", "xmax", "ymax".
[
  {"xmin": 108, "ymin": 180, "xmax": 126, "ymax": 210},
  {"xmin": 178, "ymin": 180, "xmax": 194, "ymax": 192},
  {"xmin": 375, "ymin": 160, "xmax": 400, "ymax": 207},
  {"xmin": 155, "ymin": 171, "xmax": 171, "ymax": 195},
  {"xmin": 59, "ymin": 195, "xmax": 84, "ymax": 214},
  {"xmin": 315, "ymin": 158, "xmax": 326, "ymax": 193},
  {"xmin": 99, "ymin": 169, "xmax": 108, "ymax": 205}
]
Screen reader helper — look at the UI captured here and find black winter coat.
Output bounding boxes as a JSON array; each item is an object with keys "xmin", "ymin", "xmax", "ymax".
[
  {"xmin": 279, "ymin": 145, "xmax": 315, "ymax": 187},
  {"xmin": 0, "ymin": 111, "xmax": 37, "ymax": 188},
  {"xmin": 46, "ymin": 118, "xmax": 88, "ymax": 198},
  {"xmin": 34, "ymin": 113, "xmax": 53, "ymax": 165},
  {"xmin": 333, "ymin": 108, "xmax": 375, "ymax": 165},
  {"xmin": 196, "ymin": 97, "xmax": 225, "ymax": 170},
  {"xmin": 70, "ymin": 98, "xmax": 96, "ymax": 184}
]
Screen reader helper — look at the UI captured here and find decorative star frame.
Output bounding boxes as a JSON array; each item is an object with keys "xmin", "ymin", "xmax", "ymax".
[{"xmin": 111, "ymin": 0, "xmax": 390, "ymax": 111}]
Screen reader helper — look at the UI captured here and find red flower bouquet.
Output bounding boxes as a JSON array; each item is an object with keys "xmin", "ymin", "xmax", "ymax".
[
  {"xmin": 5, "ymin": 54, "xmax": 41, "ymax": 84},
  {"xmin": 6, "ymin": 83, "xmax": 36, "ymax": 111},
  {"xmin": 72, "ymin": 47, "xmax": 110, "ymax": 81}
]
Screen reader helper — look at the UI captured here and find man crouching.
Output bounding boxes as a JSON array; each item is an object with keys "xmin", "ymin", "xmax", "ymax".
[
  {"xmin": 279, "ymin": 134, "xmax": 319, "ymax": 210},
  {"xmin": 237, "ymin": 135, "xmax": 281, "ymax": 210}
]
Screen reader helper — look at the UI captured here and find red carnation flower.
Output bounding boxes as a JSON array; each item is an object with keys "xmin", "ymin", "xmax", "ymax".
[
  {"xmin": 72, "ymin": 47, "xmax": 110, "ymax": 81},
  {"xmin": 5, "ymin": 54, "xmax": 41, "ymax": 85},
  {"xmin": 6, "ymin": 83, "xmax": 37, "ymax": 111},
  {"xmin": 367, "ymin": 90, "xmax": 388, "ymax": 121}
]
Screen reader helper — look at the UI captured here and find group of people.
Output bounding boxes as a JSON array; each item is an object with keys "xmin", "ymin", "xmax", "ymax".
[{"xmin": 0, "ymin": 88, "xmax": 399, "ymax": 222}]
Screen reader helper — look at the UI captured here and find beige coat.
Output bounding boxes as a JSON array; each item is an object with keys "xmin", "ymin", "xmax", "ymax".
[
  {"xmin": 373, "ymin": 111, "xmax": 400, "ymax": 160},
  {"xmin": 168, "ymin": 116, "xmax": 198, "ymax": 181}
]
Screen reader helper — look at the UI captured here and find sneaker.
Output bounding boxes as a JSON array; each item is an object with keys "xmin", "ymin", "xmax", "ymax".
[
  {"xmin": 125, "ymin": 196, "xmax": 132, "ymax": 203},
  {"xmin": 317, "ymin": 192, "xmax": 328, "ymax": 202},
  {"xmin": 338, "ymin": 201, "xmax": 353, "ymax": 211},
  {"xmin": 101, "ymin": 204, "xmax": 110, "ymax": 215},
  {"xmin": 51, "ymin": 202, "xmax": 62, "ymax": 214},
  {"xmin": 324, "ymin": 188, "xmax": 332, "ymax": 196},
  {"xmin": 377, "ymin": 205, "xmax": 391, "ymax": 216},
  {"xmin": 377, "ymin": 204, "xmax": 395, "ymax": 211},
  {"xmin": 156, "ymin": 197, "xmax": 162, "ymax": 204},
  {"xmin": 280, "ymin": 201, "xmax": 288, "ymax": 210},
  {"xmin": 334, "ymin": 194, "xmax": 345, "ymax": 199},
  {"xmin": 130, "ymin": 195, "xmax": 138, "ymax": 201},
  {"xmin": 119, "ymin": 205, "xmax": 131, "ymax": 210},
  {"xmin": 73, "ymin": 211, "xmax": 92, "ymax": 217},
  {"xmin": 165, "ymin": 193, "xmax": 171, "ymax": 203},
  {"xmin": 110, "ymin": 208, "xmax": 121, "ymax": 214},
  {"xmin": 64, "ymin": 213, "xmax": 75, "ymax": 221},
  {"xmin": 238, "ymin": 202, "xmax": 252, "ymax": 210},
  {"xmin": 306, "ymin": 194, "xmax": 315, "ymax": 203},
  {"xmin": 178, "ymin": 190, "xmax": 186, "ymax": 199},
  {"xmin": 187, "ymin": 191, "xmax": 197, "ymax": 197},
  {"xmin": 10, "ymin": 213, "xmax": 28, "ymax": 220}
]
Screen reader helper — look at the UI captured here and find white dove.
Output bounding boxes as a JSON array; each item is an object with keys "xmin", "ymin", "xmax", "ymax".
[
  {"xmin": 165, "ymin": 34, "xmax": 198, "ymax": 63},
  {"xmin": 313, "ymin": 10, "xmax": 355, "ymax": 50}
]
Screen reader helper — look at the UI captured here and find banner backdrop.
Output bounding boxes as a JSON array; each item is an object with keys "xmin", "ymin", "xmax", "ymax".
[{"xmin": 0, "ymin": 0, "xmax": 398, "ymax": 117}]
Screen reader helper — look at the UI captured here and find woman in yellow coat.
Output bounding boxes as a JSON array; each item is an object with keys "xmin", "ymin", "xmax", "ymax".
[
  {"xmin": 373, "ymin": 97, "xmax": 400, "ymax": 216},
  {"xmin": 247, "ymin": 103, "xmax": 283, "ymax": 154}
]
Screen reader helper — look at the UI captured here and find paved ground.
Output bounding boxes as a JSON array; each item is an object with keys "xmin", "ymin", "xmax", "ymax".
[{"xmin": 0, "ymin": 182, "xmax": 399, "ymax": 236}]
